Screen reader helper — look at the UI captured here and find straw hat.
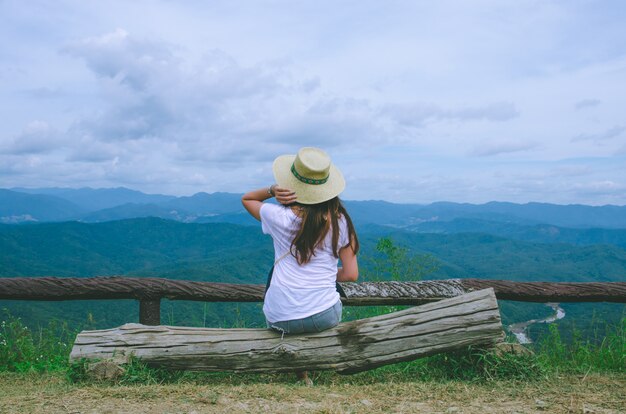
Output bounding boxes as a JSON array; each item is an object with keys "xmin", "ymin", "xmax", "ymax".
[{"xmin": 272, "ymin": 147, "xmax": 345, "ymax": 205}]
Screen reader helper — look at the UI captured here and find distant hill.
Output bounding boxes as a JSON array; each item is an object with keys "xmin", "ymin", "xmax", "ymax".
[
  {"xmin": 5, "ymin": 187, "xmax": 626, "ymax": 230},
  {"xmin": 347, "ymin": 200, "xmax": 626, "ymax": 229},
  {"xmin": 363, "ymin": 227, "xmax": 626, "ymax": 282},
  {"xmin": 193, "ymin": 211, "xmax": 260, "ymax": 226},
  {"xmin": 3, "ymin": 218, "xmax": 625, "ymax": 282},
  {"xmin": 0, "ymin": 218, "xmax": 272, "ymax": 277},
  {"xmin": 160, "ymin": 192, "xmax": 243, "ymax": 215},
  {"xmin": 6, "ymin": 188, "xmax": 247, "ymax": 223},
  {"xmin": 407, "ymin": 218, "xmax": 626, "ymax": 248},
  {"xmin": 80, "ymin": 203, "xmax": 189, "ymax": 222},
  {"xmin": 343, "ymin": 200, "xmax": 425, "ymax": 226},
  {"xmin": 417, "ymin": 201, "xmax": 626, "ymax": 228},
  {"xmin": 11, "ymin": 187, "xmax": 175, "ymax": 211},
  {"xmin": 0, "ymin": 189, "xmax": 84, "ymax": 223}
]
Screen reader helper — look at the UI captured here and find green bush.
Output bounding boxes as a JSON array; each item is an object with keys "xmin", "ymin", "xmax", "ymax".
[{"xmin": 0, "ymin": 308, "xmax": 75, "ymax": 372}]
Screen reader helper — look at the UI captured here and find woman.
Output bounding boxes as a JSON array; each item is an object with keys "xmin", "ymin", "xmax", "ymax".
[{"xmin": 241, "ymin": 147, "xmax": 359, "ymax": 339}]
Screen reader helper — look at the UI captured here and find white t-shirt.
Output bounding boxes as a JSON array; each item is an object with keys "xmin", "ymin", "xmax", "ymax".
[{"xmin": 260, "ymin": 202, "xmax": 350, "ymax": 322}]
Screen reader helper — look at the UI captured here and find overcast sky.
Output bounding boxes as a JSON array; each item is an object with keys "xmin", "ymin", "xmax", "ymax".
[{"xmin": 1, "ymin": 1, "xmax": 625, "ymax": 205}]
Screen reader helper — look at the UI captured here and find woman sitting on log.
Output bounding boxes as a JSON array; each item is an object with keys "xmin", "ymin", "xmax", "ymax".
[{"xmin": 242, "ymin": 147, "xmax": 360, "ymax": 340}]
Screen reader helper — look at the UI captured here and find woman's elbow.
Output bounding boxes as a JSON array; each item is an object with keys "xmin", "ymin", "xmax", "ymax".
[
  {"xmin": 344, "ymin": 268, "xmax": 359, "ymax": 282},
  {"xmin": 339, "ymin": 248, "xmax": 359, "ymax": 282}
]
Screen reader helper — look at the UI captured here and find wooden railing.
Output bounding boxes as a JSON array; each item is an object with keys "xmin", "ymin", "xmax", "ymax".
[{"xmin": 1, "ymin": 276, "xmax": 625, "ymax": 325}]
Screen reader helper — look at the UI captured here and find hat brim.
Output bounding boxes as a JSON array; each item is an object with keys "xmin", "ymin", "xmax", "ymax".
[{"xmin": 272, "ymin": 154, "xmax": 346, "ymax": 204}]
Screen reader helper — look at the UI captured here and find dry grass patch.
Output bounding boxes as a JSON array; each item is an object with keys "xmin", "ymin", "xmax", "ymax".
[{"xmin": 0, "ymin": 371, "xmax": 624, "ymax": 413}]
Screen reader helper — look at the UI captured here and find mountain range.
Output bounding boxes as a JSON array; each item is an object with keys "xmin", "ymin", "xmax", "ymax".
[
  {"xmin": 1, "ymin": 186, "xmax": 624, "ymax": 342},
  {"xmin": 4, "ymin": 187, "xmax": 626, "ymax": 230}
]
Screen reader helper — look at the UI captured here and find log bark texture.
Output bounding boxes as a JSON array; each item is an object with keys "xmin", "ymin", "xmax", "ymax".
[
  {"xmin": 2, "ymin": 276, "xmax": 624, "ymax": 304},
  {"xmin": 69, "ymin": 288, "xmax": 504, "ymax": 374}
]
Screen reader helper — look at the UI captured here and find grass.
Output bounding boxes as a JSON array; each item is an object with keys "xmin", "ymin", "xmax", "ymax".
[
  {"xmin": 537, "ymin": 318, "xmax": 626, "ymax": 374},
  {"xmin": 1, "ymin": 306, "xmax": 624, "ymax": 386},
  {"xmin": 1, "ymin": 307, "xmax": 624, "ymax": 413},
  {"xmin": 2, "ymin": 370, "xmax": 624, "ymax": 414}
]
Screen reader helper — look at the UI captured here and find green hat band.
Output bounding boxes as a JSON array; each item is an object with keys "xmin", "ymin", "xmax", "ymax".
[{"xmin": 291, "ymin": 163, "xmax": 329, "ymax": 185}]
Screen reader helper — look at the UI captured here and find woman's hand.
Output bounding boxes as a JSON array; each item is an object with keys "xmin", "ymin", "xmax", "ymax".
[
  {"xmin": 274, "ymin": 186, "xmax": 297, "ymax": 205},
  {"xmin": 241, "ymin": 185, "xmax": 297, "ymax": 220}
]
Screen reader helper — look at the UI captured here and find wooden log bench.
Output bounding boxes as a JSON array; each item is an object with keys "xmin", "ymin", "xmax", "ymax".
[{"xmin": 69, "ymin": 288, "xmax": 505, "ymax": 375}]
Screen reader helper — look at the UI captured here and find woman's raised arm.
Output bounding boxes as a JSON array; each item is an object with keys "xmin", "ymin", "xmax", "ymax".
[{"xmin": 241, "ymin": 185, "xmax": 297, "ymax": 220}]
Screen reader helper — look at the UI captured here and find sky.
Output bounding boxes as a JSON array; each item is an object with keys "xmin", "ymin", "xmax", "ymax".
[{"xmin": 1, "ymin": 1, "xmax": 625, "ymax": 205}]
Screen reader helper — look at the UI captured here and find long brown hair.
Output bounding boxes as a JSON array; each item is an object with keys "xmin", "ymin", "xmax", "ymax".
[{"xmin": 289, "ymin": 197, "xmax": 359, "ymax": 265}]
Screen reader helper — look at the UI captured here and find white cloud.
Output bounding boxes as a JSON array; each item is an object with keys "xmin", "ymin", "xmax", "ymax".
[
  {"xmin": 384, "ymin": 101, "xmax": 519, "ymax": 128},
  {"xmin": 470, "ymin": 139, "xmax": 539, "ymax": 157},
  {"xmin": 62, "ymin": 30, "xmax": 340, "ymax": 153},
  {"xmin": 571, "ymin": 125, "xmax": 625, "ymax": 144},
  {"xmin": 574, "ymin": 98, "xmax": 601, "ymax": 110},
  {"xmin": 1, "ymin": 1, "xmax": 626, "ymax": 204},
  {"xmin": 0, "ymin": 121, "xmax": 66, "ymax": 155}
]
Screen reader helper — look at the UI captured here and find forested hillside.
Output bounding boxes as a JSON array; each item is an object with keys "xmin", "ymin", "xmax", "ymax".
[{"xmin": 1, "ymin": 217, "xmax": 624, "ymax": 343}]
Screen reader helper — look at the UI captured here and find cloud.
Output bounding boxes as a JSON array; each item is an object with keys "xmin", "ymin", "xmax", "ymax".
[
  {"xmin": 62, "ymin": 29, "xmax": 198, "ymax": 142},
  {"xmin": 383, "ymin": 101, "xmax": 519, "ymax": 128},
  {"xmin": 19, "ymin": 87, "xmax": 65, "ymax": 99},
  {"xmin": 61, "ymin": 29, "xmax": 342, "ymax": 155},
  {"xmin": 470, "ymin": 139, "xmax": 539, "ymax": 157},
  {"xmin": 57, "ymin": 29, "xmax": 429, "ymax": 171},
  {"xmin": 574, "ymin": 98, "xmax": 601, "ymax": 110},
  {"xmin": 571, "ymin": 125, "xmax": 625, "ymax": 143},
  {"xmin": 570, "ymin": 180, "xmax": 626, "ymax": 198},
  {"xmin": 64, "ymin": 135, "xmax": 122, "ymax": 162},
  {"xmin": 547, "ymin": 165, "xmax": 592, "ymax": 178},
  {"xmin": 61, "ymin": 29, "xmax": 522, "ymax": 158},
  {"xmin": 62, "ymin": 29, "xmax": 176, "ymax": 92},
  {"xmin": 0, "ymin": 121, "xmax": 65, "ymax": 155},
  {"xmin": 3, "ymin": 1, "xmax": 626, "ymax": 204}
]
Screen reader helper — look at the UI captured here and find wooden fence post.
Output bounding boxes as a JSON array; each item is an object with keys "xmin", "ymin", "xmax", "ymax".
[{"xmin": 139, "ymin": 298, "xmax": 161, "ymax": 325}]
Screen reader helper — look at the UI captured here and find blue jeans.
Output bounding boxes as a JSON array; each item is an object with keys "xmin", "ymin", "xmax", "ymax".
[{"xmin": 266, "ymin": 299, "xmax": 342, "ymax": 335}]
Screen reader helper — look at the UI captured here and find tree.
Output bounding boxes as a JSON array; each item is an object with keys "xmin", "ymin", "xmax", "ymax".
[
  {"xmin": 370, "ymin": 237, "xmax": 439, "ymax": 281},
  {"xmin": 343, "ymin": 236, "xmax": 441, "ymax": 320}
]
